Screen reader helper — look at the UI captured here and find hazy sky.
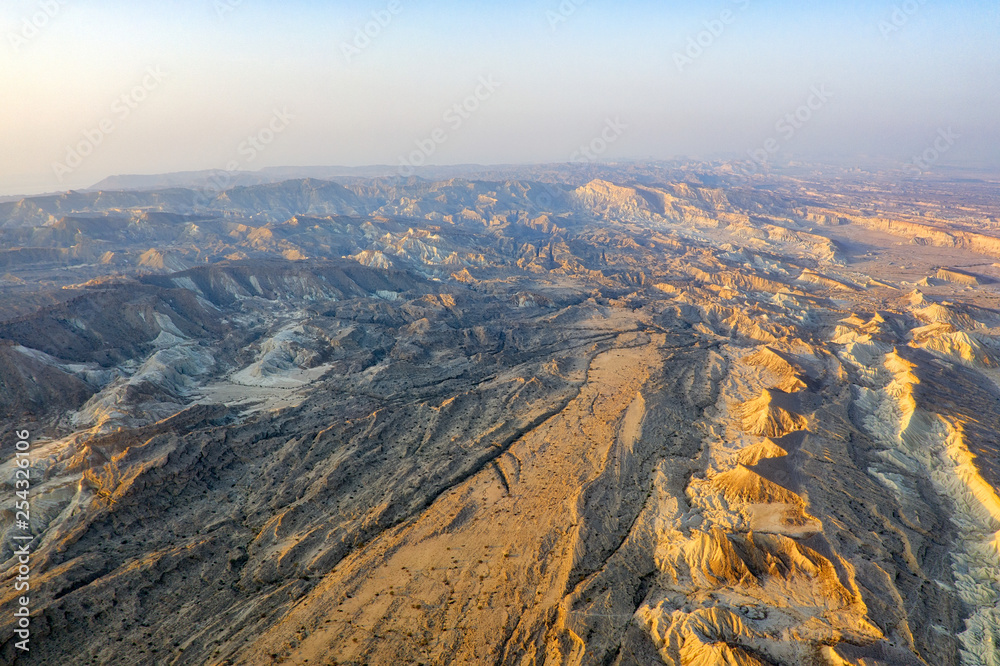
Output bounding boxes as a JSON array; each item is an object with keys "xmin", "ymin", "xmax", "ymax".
[{"xmin": 2, "ymin": 0, "xmax": 998, "ymax": 194}]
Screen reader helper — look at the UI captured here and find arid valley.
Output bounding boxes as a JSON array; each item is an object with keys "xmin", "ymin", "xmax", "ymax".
[{"xmin": 0, "ymin": 162, "xmax": 999, "ymax": 664}]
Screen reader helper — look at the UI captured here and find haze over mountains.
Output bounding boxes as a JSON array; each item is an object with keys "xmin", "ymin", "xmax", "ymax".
[{"xmin": 1, "ymin": 161, "xmax": 999, "ymax": 665}]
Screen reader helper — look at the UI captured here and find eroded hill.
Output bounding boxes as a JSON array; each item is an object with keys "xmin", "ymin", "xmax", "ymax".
[{"xmin": 1, "ymin": 165, "xmax": 999, "ymax": 665}]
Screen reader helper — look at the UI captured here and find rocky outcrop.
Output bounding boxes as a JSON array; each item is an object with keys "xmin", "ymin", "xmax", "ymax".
[{"xmin": 936, "ymin": 267, "xmax": 981, "ymax": 286}]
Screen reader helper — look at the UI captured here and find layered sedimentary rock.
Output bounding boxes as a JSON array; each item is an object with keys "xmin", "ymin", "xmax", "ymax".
[{"xmin": 1, "ymin": 165, "xmax": 999, "ymax": 665}]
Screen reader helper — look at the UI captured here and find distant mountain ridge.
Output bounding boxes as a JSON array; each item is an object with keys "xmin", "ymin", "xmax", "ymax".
[
  {"xmin": 85, "ymin": 160, "xmax": 737, "ymax": 194},
  {"xmin": 88, "ymin": 164, "xmax": 511, "ymax": 192}
]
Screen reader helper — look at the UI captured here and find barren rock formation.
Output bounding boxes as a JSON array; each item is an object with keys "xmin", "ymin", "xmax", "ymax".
[{"xmin": 1, "ymin": 164, "xmax": 999, "ymax": 665}]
